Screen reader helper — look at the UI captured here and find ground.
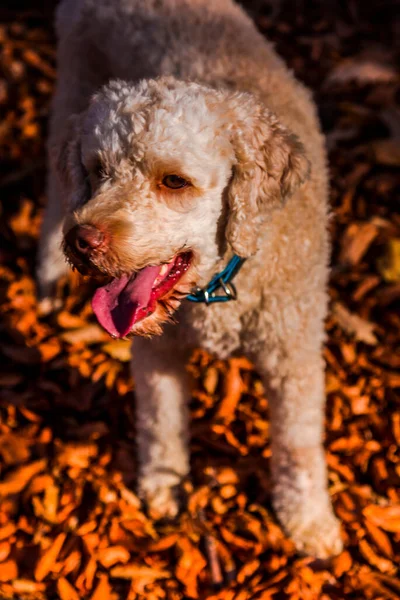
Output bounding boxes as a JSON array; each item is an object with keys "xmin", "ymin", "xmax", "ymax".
[{"xmin": 0, "ymin": 1, "xmax": 399, "ymax": 599}]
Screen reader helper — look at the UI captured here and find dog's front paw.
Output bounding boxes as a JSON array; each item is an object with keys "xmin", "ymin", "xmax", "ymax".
[
  {"xmin": 139, "ymin": 476, "xmax": 181, "ymax": 520},
  {"xmin": 278, "ymin": 505, "xmax": 343, "ymax": 558}
]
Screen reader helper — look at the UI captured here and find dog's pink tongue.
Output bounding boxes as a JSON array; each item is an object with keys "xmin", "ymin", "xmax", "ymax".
[{"xmin": 92, "ymin": 265, "xmax": 161, "ymax": 338}]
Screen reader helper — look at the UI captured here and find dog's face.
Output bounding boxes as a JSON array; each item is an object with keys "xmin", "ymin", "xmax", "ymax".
[{"xmin": 58, "ymin": 78, "xmax": 310, "ymax": 338}]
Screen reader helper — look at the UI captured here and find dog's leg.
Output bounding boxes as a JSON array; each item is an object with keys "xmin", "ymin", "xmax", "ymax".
[
  {"xmin": 37, "ymin": 81, "xmax": 77, "ymax": 308},
  {"xmin": 37, "ymin": 171, "xmax": 68, "ymax": 311},
  {"xmin": 37, "ymin": 35, "xmax": 105, "ymax": 309},
  {"xmin": 131, "ymin": 336, "xmax": 190, "ymax": 520},
  {"xmin": 255, "ymin": 346, "xmax": 342, "ymax": 558}
]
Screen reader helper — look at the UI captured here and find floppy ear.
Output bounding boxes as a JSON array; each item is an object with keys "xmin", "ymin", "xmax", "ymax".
[
  {"xmin": 50, "ymin": 114, "xmax": 89, "ymax": 208},
  {"xmin": 226, "ymin": 95, "xmax": 311, "ymax": 257}
]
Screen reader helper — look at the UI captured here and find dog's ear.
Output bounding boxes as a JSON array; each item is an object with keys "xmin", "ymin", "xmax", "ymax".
[
  {"xmin": 225, "ymin": 95, "xmax": 311, "ymax": 257},
  {"xmin": 50, "ymin": 114, "xmax": 89, "ymax": 208}
]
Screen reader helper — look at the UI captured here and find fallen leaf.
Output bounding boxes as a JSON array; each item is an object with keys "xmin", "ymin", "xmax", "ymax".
[
  {"xmin": 371, "ymin": 139, "xmax": 400, "ymax": 167},
  {"xmin": 0, "ymin": 459, "xmax": 47, "ymax": 497},
  {"xmin": 11, "ymin": 580, "xmax": 46, "ymax": 594},
  {"xmin": 0, "ymin": 541, "xmax": 11, "ymax": 562},
  {"xmin": 0, "ymin": 559, "xmax": 18, "ymax": 582},
  {"xmin": 359, "ymin": 539, "xmax": 396, "ymax": 573},
  {"xmin": 325, "ymin": 57, "xmax": 397, "ymax": 86},
  {"xmin": 110, "ymin": 563, "xmax": 171, "ymax": 580},
  {"xmin": 102, "ymin": 339, "xmax": 132, "ymax": 362},
  {"xmin": 363, "ymin": 504, "xmax": 400, "ymax": 532},
  {"xmin": 61, "ymin": 325, "xmax": 107, "ymax": 345},
  {"xmin": 377, "ymin": 239, "xmax": 400, "ymax": 283},
  {"xmin": 98, "ymin": 545, "xmax": 130, "ymax": 568},
  {"xmin": 332, "ymin": 302, "xmax": 377, "ymax": 345},
  {"xmin": 175, "ymin": 538, "xmax": 207, "ymax": 598},
  {"xmin": 0, "ymin": 523, "xmax": 16, "ymax": 542},
  {"xmin": 57, "ymin": 576, "xmax": 80, "ymax": 600},
  {"xmin": 215, "ymin": 363, "xmax": 244, "ymax": 423},
  {"xmin": 90, "ymin": 575, "xmax": 112, "ymax": 600},
  {"xmin": 339, "ymin": 222, "xmax": 379, "ymax": 266},
  {"xmin": 35, "ymin": 533, "xmax": 67, "ymax": 581},
  {"xmin": 331, "ymin": 551, "xmax": 353, "ymax": 578}
]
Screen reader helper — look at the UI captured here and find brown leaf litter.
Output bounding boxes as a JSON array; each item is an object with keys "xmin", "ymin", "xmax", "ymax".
[{"xmin": 0, "ymin": 1, "xmax": 399, "ymax": 599}]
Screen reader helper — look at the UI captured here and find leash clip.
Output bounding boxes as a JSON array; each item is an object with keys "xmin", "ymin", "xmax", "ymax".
[
  {"xmin": 218, "ymin": 278, "xmax": 237, "ymax": 300},
  {"xmin": 186, "ymin": 255, "xmax": 245, "ymax": 304}
]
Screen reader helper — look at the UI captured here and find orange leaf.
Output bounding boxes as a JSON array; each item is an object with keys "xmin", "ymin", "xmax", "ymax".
[
  {"xmin": 35, "ymin": 532, "xmax": 67, "ymax": 581},
  {"xmin": 359, "ymin": 539, "xmax": 396, "ymax": 574},
  {"xmin": 0, "ymin": 541, "xmax": 11, "ymax": 562},
  {"xmin": 146, "ymin": 533, "xmax": 179, "ymax": 552},
  {"xmin": 75, "ymin": 557, "xmax": 97, "ymax": 593},
  {"xmin": 11, "ymin": 580, "xmax": 46, "ymax": 594},
  {"xmin": 90, "ymin": 575, "xmax": 112, "ymax": 600},
  {"xmin": 110, "ymin": 563, "xmax": 170, "ymax": 580},
  {"xmin": 364, "ymin": 520, "xmax": 394, "ymax": 558},
  {"xmin": 363, "ymin": 504, "xmax": 400, "ymax": 532},
  {"xmin": 57, "ymin": 577, "xmax": 80, "ymax": 600},
  {"xmin": 331, "ymin": 551, "xmax": 353, "ymax": 578},
  {"xmin": 57, "ymin": 311, "xmax": 88, "ymax": 329},
  {"xmin": 0, "ymin": 559, "xmax": 18, "ymax": 582},
  {"xmin": 175, "ymin": 538, "xmax": 207, "ymax": 598},
  {"xmin": 98, "ymin": 545, "xmax": 130, "ymax": 568},
  {"xmin": 215, "ymin": 364, "xmax": 244, "ymax": 423},
  {"xmin": 0, "ymin": 523, "xmax": 16, "ymax": 541},
  {"xmin": 39, "ymin": 337, "xmax": 62, "ymax": 362},
  {"xmin": 0, "ymin": 459, "xmax": 47, "ymax": 497}
]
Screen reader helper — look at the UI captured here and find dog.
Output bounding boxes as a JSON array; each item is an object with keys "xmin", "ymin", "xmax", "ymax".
[{"xmin": 37, "ymin": 0, "xmax": 343, "ymax": 557}]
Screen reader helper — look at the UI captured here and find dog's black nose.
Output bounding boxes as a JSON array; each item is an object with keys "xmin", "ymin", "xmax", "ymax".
[{"xmin": 66, "ymin": 224, "xmax": 105, "ymax": 256}]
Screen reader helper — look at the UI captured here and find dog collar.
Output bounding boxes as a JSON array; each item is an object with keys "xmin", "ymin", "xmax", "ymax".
[{"xmin": 186, "ymin": 254, "xmax": 246, "ymax": 304}]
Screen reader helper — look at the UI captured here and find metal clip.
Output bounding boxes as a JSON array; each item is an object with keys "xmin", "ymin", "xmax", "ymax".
[{"xmin": 218, "ymin": 278, "xmax": 237, "ymax": 299}]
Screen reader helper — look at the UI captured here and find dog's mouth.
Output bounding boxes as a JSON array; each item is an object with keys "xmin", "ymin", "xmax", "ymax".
[{"xmin": 91, "ymin": 252, "xmax": 192, "ymax": 338}]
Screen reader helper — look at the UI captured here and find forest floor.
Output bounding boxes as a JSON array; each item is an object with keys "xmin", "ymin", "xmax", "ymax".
[{"xmin": 0, "ymin": 1, "xmax": 399, "ymax": 598}]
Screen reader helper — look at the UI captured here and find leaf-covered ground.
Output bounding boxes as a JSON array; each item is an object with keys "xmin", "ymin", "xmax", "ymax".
[{"xmin": 0, "ymin": 1, "xmax": 399, "ymax": 598}]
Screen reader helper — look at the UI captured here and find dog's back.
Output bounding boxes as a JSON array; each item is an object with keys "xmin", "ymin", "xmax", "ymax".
[{"xmin": 55, "ymin": 0, "xmax": 321, "ymax": 151}]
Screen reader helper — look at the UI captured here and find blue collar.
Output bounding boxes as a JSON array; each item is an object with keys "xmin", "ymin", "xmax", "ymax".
[{"xmin": 186, "ymin": 255, "xmax": 246, "ymax": 304}]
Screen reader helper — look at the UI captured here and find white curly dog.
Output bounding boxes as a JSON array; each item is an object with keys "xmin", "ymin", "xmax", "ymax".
[{"xmin": 38, "ymin": 0, "xmax": 343, "ymax": 557}]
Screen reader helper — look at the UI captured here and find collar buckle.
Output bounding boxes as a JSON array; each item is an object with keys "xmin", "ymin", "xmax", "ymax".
[
  {"xmin": 218, "ymin": 278, "xmax": 237, "ymax": 300},
  {"xmin": 186, "ymin": 255, "xmax": 245, "ymax": 305}
]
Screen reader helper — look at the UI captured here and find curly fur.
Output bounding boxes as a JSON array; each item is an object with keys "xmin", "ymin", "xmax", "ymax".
[{"xmin": 38, "ymin": 0, "xmax": 343, "ymax": 557}]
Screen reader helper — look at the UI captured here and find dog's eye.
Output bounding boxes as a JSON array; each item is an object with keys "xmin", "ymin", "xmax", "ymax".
[{"xmin": 162, "ymin": 174, "xmax": 189, "ymax": 189}]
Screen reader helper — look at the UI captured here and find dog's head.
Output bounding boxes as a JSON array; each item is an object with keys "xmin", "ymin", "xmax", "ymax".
[{"xmin": 58, "ymin": 78, "xmax": 310, "ymax": 337}]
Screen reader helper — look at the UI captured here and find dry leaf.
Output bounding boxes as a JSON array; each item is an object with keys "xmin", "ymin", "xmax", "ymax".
[
  {"xmin": 110, "ymin": 564, "xmax": 171, "ymax": 580},
  {"xmin": 363, "ymin": 505, "xmax": 400, "ymax": 532},
  {"xmin": 90, "ymin": 575, "xmax": 112, "ymax": 600},
  {"xmin": 215, "ymin": 363, "xmax": 244, "ymax": 423},
  {"xmin": 98, "ymin": 545, "xmax": 130, "ymax": 568},
  {"xmin": 0, "ymin": 459, "xmax": 47, "ymax": 497},
  {"xmin": 332, "ymin": 302, "xmax": 377, "ymax": 345},
  {"xmin": 371, "ymin": 139, "xmax": 400, "ymax": 167},
  {"xmin": 1, "ymin": 4, "xmax": 400, "ymax": 600},
  {"xmin": 102, "ymin": 339, "xmax": 132, "ymax": 362},
  {"xmin": 11, "ymin": 580, "xmax": 46, "ymax": 594},
  {"xmin": 61, "ymin": 325, "xmax": 107, "ymax": 345},
  {"xmin": 377, "ymin": 239, "xmax": 400, "ymax": 283},
  {"xmin": 175, "ymin": 538, "xmax": 207, "ymax": 598},
  {"xmin": 339, "ymin": 222, "xmax": 379, "ymax": 266},
  {"xmin": 0, "ymin": 559, "xmax": 18, "ymax": 582},
  {"xmin": 326, "ymin": 57, "xmax": 397, "ymax": 86},
  {"xmin": 359, "ymin": 539, "xmax": 396, "ymax": 574},
  {"xmin": 35, "ymin": 533, "xmax": 67, "ymax": 581},
  {"xmin": 57, "ymin": 576, "xmax": 80, "ymax": 600}
]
